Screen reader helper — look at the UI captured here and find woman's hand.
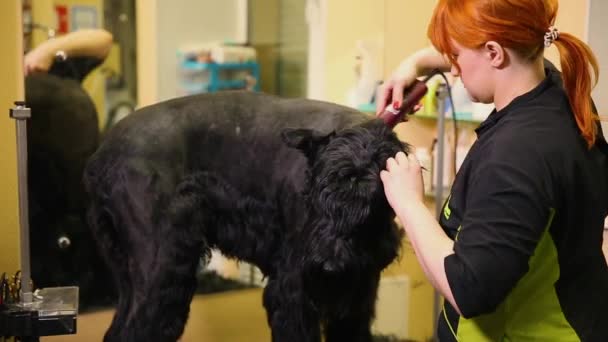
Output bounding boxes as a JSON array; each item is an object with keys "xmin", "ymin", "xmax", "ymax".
[
  {"xmin": 380, "ymin": 151, "xmax": 425, "ymax": 214},
  {"xmin": 376, "ymin": 60, "xmax": 420, "ymax": 115},
  {"xmin": 23, "ymin": 47, "xmax": 55, "ymax": 76},
  {"xmin": 376, "ymin": 46, "xmax": 451, "ymax": 116}
]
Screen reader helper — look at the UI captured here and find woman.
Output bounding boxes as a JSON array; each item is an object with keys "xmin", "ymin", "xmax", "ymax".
[{"xmin": 378, "ymin": 0, "xmax": 608, "ymax": 340}]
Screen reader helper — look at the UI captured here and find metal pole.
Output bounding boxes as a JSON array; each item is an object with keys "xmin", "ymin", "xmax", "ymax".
[
  {"xmin": 433, "ymin": 84, "xmax": 449, "ymax": 341},
  {"xmin": 9, "ymin": 101, "xmax": 33, "ymax": 303},
  {"xmin": 434, "ymin": 84, "xmax": 448, "ymax": 218}
]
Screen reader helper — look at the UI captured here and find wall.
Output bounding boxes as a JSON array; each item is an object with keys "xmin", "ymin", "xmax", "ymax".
[
  {"xmin": 135, "ymin": 0, "xmax": 157, "ymax": 107},
  {"xmin": 156, "ymin": 0, "xmax": 241, "ymax": 102},
  {"xmin": 544, "ymin": 0, "xmax": 589, "ymax": 67},
  {"xmin": 277, "ymin": 0, "xmax": 308, "ymax": 98},
  {"xmin": 29, "ymin": 0, "xmax": 55, "ymax": 48},
  {"xmin": 0, "ymin": 0, "xmax": 24, "ymax": 274},
  {"xmin": 587, "ymin": 0, "xmax": 608, "ymax": 135},
  {"xmin": 249, "ymin": 0, "xmax": 280, "ymax": 95},
  {"xmin": 323, "ymin": 0, "xmax": 385, "ymax": 105}
]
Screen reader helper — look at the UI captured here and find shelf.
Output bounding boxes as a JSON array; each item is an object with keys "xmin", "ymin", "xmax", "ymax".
[
  {"xmin": 180, "ymin": 79, "xmax": 248, "ymax": 94},
  {"xmin": 181, "ymin": 60, "xmax": 259, "ymax": 71},
  {"xmin": 414, "ymin": 113, "xmax": 483, "ymax": 125},
  {"xmin": 179, "ymin": 60, "xmax": 260, "ymax": 93}
]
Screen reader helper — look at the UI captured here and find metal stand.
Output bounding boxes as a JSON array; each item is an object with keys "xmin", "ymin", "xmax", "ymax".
[
  {"xmin": 432, "ymin": 85, "xmax": 449, "ymax": 342},
  {"xmin": 1, "ymin": 102, "xmax": 78, "ymax": 340},
  {"xmin": 10, "ymin": 101, "xmax": 33, "ymax": 303}
]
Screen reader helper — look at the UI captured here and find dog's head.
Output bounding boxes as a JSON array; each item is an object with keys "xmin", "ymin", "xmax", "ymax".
[
  {"xmin": 282, "ymin": 118, "xmax": 407, "ymax": 276},
  {"xmin": 282, "ymin": 118, "xmax": 408, "ymax": 227}
]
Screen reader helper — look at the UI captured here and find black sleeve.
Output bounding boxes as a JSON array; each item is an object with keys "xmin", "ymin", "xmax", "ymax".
[
  {"xmin": 444, "ymin": 131, "xmax": 554, "ymax": 318},
  {"xmin": 48, "ymin": 56, "xmax": 103, "ymax": 83}
]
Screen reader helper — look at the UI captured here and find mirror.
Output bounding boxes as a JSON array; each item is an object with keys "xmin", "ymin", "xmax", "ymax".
[
  {"xmin": 23, "ymin": 0, "xmax": 137, "ymax": 311},
  {"xmin": 21, "ymin": 0, "xmax": 309, "ymax": 315},
  {"xmin": 25, "ymin": 71, "xmax": 112, "ymax": 309}
]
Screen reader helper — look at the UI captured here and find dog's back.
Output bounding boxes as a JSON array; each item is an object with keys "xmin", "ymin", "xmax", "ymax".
[{"xmin": 88, "ymin": 91, "xmax": 369, "ymax": 198}]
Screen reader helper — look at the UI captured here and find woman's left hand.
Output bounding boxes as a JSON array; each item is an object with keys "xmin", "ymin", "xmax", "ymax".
[{"xmin": 380, "ymin": 151, "xmax": 425, "ymax": 213}]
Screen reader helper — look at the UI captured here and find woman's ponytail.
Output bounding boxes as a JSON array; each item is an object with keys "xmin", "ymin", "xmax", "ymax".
[{"xmin": 554, "ymin": 32, "xmax": 600, "ymax": 148}]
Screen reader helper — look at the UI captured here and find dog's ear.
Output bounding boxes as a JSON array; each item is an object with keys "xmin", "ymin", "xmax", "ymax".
[{"xmin": 281, "ymin": 128, "xmax": 335, "ymax": 160}]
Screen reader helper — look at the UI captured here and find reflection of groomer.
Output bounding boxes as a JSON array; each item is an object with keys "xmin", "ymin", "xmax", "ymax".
[
  {"xmin": 24, "ymin": 28, "xmax": 112, "ymax": 81},
  {"xmin": 24, "ymin": 28, "xmax": 116, "ymax": 309}
]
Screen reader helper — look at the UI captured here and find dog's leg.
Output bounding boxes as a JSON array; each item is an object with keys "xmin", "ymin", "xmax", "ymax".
[
  {"xmin": 88, "ymin": 165, "xmax": 205, "ymax": 342},
  {"xmin": 324, "ymin": 313, "xmax": 374, "ymax": 342},
  {"xmin": 323, "ymin": 273, "xmax": 381, "ymax": 342},
  {"xmin": 122, "ymin": 173, "xmax": 207, "ymax": 342},
  {"xmin": 263, "ymin": 276, "xmax": 321, "ymax": 342},
  {"xmin": 86, "ymin": 197, "xmax": 132, "ymax": 341}
]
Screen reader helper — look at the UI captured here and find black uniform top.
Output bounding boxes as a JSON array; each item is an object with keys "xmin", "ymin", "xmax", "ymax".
[
  {"xmin": 437, "ymin": 64, "xmax": 608, "ymax": 341},
  {"xmin": 48, "ymin": 56, "xmax": 103, "ymax": 83}
]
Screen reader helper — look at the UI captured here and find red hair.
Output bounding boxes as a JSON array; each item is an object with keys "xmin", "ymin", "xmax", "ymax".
[{"xmin": 428, "ymin": 0, "xmax": 600, "ymax": 147}]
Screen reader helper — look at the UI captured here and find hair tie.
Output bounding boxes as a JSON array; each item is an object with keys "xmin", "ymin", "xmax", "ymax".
[{"xmin": 544, "ymin": 26, "xmax": 559, "ymax": 47}]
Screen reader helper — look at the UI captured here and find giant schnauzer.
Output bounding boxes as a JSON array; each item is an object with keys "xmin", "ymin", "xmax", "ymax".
[{"xmin": 84, "ymin": 91, "xmax": 408, "ymax": 341}]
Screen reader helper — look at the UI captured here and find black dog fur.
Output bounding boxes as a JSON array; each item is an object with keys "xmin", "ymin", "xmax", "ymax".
[{"xmin": 83, "ymin": 91, "xmax": 407, "ymax": 341}]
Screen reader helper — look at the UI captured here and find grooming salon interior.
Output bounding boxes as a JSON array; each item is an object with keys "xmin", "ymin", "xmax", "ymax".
[{"xmin": 1, "ymin": 1, "xmax": 607, "ymax": 341}]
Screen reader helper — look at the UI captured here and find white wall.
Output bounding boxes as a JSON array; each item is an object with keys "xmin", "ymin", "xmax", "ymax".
[
  {"xmin": 156, "ymin": 0, "xmax": 241, "ymax": 101},
  {"xmin": 587, "ymin": 0, "xmax": 608, "ymax": 137}
]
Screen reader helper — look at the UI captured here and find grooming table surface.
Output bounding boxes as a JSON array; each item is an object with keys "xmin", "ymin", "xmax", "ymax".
[{"xmin": 42, "ymin": 288, "xmax": 270, "ymax": 342}]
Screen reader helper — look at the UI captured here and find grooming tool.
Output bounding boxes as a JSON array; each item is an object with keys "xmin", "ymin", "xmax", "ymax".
[{"xmin": 378, "ymin": 72, "xmax": 438, "ymax": 127}]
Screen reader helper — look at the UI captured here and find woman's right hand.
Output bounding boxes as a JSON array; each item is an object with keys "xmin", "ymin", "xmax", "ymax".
[
  {"xmin": 376, "ymin": 46, "xmax": 451, "ymax": 116},
  {"xmin": 375, "ymin": 59, "xmax": 421, "ymax": 116}
]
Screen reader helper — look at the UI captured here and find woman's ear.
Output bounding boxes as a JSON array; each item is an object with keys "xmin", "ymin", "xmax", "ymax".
[{"xmin": 484, "ymin": 41, "xmax": 507, "ymax": 68}]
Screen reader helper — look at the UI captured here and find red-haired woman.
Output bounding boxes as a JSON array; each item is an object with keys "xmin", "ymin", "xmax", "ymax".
[{"xmin": 378, "ymin": 0, "xmax": 608, "ymax": 340}]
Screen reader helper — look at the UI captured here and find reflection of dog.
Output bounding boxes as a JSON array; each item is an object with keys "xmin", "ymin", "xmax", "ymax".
[
  {"xmin": 25, "ymin": 74, "xmax": 115, "ymax": 309},
  {"xmin": 84, "ymin": 91, "xmax": 407, "ymax": 342}
]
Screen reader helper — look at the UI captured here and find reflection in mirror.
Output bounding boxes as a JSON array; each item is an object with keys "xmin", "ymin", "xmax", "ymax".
[
  {"xmin": 22, "ymin": 0, "xmax": 139, "ymax": 311},
  {"xmin": 21, "ymin": 0, "xmax": 315, "ymax": 324},
  {"xmin": 250, "ymin": 0, "xmax": 309, "ymax": 98},
  {"xmin": 20, "ymin": 0, "xmax": 276, "ymax": 314}
]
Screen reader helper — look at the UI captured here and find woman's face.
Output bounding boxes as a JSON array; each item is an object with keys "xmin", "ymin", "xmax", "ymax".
[{"xmin": 449, "ymin": 40, "xmax": 495, "ymax": 104}]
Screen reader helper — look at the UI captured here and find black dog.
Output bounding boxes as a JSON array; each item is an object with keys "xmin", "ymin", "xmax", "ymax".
[{"xmin": 84, "ymin": 91, "xmax": 407, "ymax": 342}]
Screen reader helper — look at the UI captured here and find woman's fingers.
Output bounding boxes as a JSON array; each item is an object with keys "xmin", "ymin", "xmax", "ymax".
[
  {"xmin": 386, "ymin": 151, "xmax": 412, "ymax": 170},
  {"xmin": 395, "ymin": 151, "xmax": 408, "ymax": 165},
  {"xmin": 386, "ymin": 156, "xmax": 398, "ymax": 172},
  {"xmin": 408, "ymin": 152, "xmax": 420, "ymax": 167}
]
